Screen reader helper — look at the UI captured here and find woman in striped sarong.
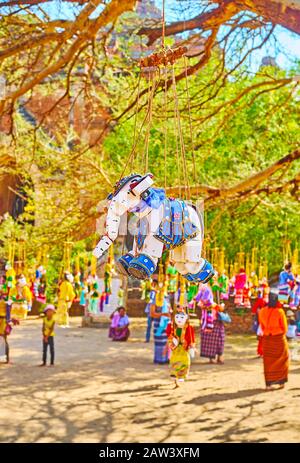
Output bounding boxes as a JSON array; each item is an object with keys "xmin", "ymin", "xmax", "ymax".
[
  {"xmin": 153, "ymin": 316, "xmax": 169, "ymax": 364},
  {"xmin": 151, "ymin": 299, "xmax": 170, "ymax": 364},
  {"xmin": 259, "ymin": 293, "xmax": 289, "ymax": 391},
  {"xmin": 200, "ymin": 302, "xmax": 225, "ymax": 364}
]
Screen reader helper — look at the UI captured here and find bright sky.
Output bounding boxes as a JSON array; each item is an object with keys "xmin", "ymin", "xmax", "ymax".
[{"xmin": 155, "ymin": 0, "xmax": 300, "ymax": 70}]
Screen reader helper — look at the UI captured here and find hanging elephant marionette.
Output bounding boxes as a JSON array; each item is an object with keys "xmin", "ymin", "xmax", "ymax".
[{"xmin": 93, "ymin": 173, "xmax": 214, "ymax": 283}]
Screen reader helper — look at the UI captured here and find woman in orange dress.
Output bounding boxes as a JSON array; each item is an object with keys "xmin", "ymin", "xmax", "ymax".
[{"xmin": 259, "ymin": 293, "xmax": 289, "ymax": 391}]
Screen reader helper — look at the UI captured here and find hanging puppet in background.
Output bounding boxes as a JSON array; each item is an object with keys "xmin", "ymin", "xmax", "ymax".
[
  {"xmin": 141, "ymin": 279, "xmax": 152, "ymax": 303},
  {"xmin": 258, "ymin": 277, "xmax": 270, "ymax": 305},
  {"xmin": 93, "ymin": 173, "xmax": 214, "ymax": 284},
  {"xmin": 249, "ymin": 271, "xmax": 259, "ymax": 299},
  {"xmin": 290, "ymin": 277, "xmax": 300, "ymax": 309},
  {"xmin": 117, "ymin": 286, "xmax": 124, "ymax": 307},
  {"xmin": 0, "ymin": 297, "xmax": 19, "ymax": 364},
  {"xmin": 104, "ymin": 261, "xmax": 112, "ymax": 305},
  {"xmin": 79, "ymin": 280, "xmax": 87, "ymax": 307},
  {"xmin": 104, "ymin": 246, "xmax": 115, "ymax": 305},
  {"xmin": 166, "ymin": 264, "xmax": 178, "ymax": 310},
  {"xmin": 278, "ymin": 262, "xmax": 295, "ymax": 305},
  {"xmin": 99, "ymin": 291, "xmax": 106, "ymax": 313},
  {"xmin": 211, "ymin": 271, "xmax": 229, "ymax": 304},
  {"xmin": 8, "ymin": 274, "xmax": 32, "ymax": 320},
  {"xmin": 85, "ymin": 274, "xmax": 96, "ymax": 313},
  {"xmin": 2, "ymin": 263, "xmax": 16, "ymax": 310},
  {"xmin": 194, "ymin": 283, "xmax": 214, "ymax": 309},
  {"xmin": 33, "ymin": 265, "xmax": 47, "ymax": 303},
  {"xmin": 5, "ymin": 262, "xmax": 16, "ymax": 288},
  {"xmin": 1, "ymin": 279, "xmax": 10, "ymax": 311},
  {"xmin": 56, "ymin": 272, "xmax": 75, "ymax": 327},
  {"xmin": 73, "ymin": 272, "xmax": 81, "ymax": 303},
  {"xmin": 233, "ymin": 268, "xmax": 251, "ymax": 308},
  {"xmin": 228, "ymin": 276, "xmax": 235, "ymax": 298},
  {"xmin": 87, "ymin": 281, "xmax": 101, "ymax": 315},
  {"xmin": 187, "ymin": 281, "xmax": 198, "ymax": 316},
  {"xmin": 166, "ymin": 309, "xmax": 195, "ymax": 387},
  {"xmin": 0, "ymin": 264, "xmax": 15, "ymax": 320},
  {"xmin": 218, "ymin": 271, "xmax": 229, "ymax": 301}
]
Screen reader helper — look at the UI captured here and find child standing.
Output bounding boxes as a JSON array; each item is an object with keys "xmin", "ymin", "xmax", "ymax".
[{"xmin": 40, "ymin": 304, "xmax": 56, "ymax": 367}]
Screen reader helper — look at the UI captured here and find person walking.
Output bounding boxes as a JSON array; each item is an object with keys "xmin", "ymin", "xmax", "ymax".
[{"xmin": 259, "ymin": 293, "xmax": 289, "ymax": 391}]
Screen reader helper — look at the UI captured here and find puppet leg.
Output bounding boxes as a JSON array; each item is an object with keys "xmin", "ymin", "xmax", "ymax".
[
  {"xmin": 117, "ymin": 250, "xmax": 135, "ymax": 276},
  {"xmin": 116, "ymin": 237, "xmax": 138, "ymax": 276},
  {"xmin": 127, "ymin": 235, "xmax": 164, "ymax": 280},
  {"xmin": 171, "ymin": 235, "xmax": 214, "ymax": 284}
]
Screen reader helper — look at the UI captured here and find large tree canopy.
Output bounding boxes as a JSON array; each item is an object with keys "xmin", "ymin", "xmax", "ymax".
[{"xmin": 0, "ymin": 0, "xmax": 299, "ymax": 274}]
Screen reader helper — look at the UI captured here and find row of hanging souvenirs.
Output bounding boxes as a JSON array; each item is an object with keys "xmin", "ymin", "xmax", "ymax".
[
  {"xmin": 0, "ymin": 262, "xmax": 41, "ymax": 320},
  {"xmin": 2, "ymin": 239, "xmax": 298, "ymax": 321},
  {"xmin": 205, "ymin": 244, "xmax": 299, "ymax": 280},
  {"xmin": 66, "ymin": 246, "xmax": 122, "ymax": 317},
  {"xmin": 0, "ymin": 246, "xmax": 118, "ymax": 320},
  {"xmin": 205, "ymin": 246, "xmax": 269, "ymax": 281},
  {"xmin": 140, "ymin": 261, "xmax": 271, "ymax": 313}
]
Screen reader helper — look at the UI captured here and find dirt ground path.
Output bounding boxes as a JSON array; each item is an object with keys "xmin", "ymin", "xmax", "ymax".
[{"xmin": 1, "ymin": 317, "xmax": 300, "ymax": 443}]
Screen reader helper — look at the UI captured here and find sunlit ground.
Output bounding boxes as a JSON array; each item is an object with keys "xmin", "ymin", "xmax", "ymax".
[{"xmin": 1, "ymin": 317, "xmax": 300, "ymax": 443}]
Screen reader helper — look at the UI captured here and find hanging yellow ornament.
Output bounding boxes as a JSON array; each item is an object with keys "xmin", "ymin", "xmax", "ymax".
[
  {"xmin": 83, "ymin": 254, "xmax": 89, "ymax": 278},
  {"xmin": 75, "ymin": 255, "xmax": 80, "ymax": 275},
  {"xmin": 245, "ymin": 253, "xmax": 251, "ymax": 277},
  {"xmin": 263, "ymin": 261, "xmax": 268, "ymax": 280},
  {"xmin": 218, "ymin": 247, "xmax": 225, "ymax": 274},
  {"xmin": 212, "ymin": 247, "xmax": 219, "ymax": 271},
  {"xmin": 63, "ymin": 241, "xmax": 73, "ymax": 273},
  {"xmin": 283, "ymin": 239, "xmax": 292, "ymax": 265},
  {"xmin": 291, "ymin": 247, "xmax": 298, "ymax": 275},
  {"xmin": 91, "ymin": 255, "xmax": 97, "ymax": 277},
  {"xmin": 8, "ymin": 239, "xmax": 16, "ymax": 267},
  {"xmin": 42, "ymin": 245, "xmax": 49, "ymax": 268},
  {"xmin": 179, "ymin": 274, "xmax": 186, "ymax": 307},
  {"xmin": 251, "ymin": 247, "xmax": 257, "ymax": 274},
  {"xmin": 258, "ymin": 262, "xmax": 264, "ymax": 281},
  {"xmin": 156, "ymin": 260, "xmax": 165, "ymax": 307},
  {"xmin": 236, "ymin": 250, "xmax": 245, "ymax": 270},
  {"xmin": 36, "ymin": 249, "xmax": 42, "ymax": 268},
  {"xmin": 109, "ymin": 244, "xmax": 115, "ymax": 266}
]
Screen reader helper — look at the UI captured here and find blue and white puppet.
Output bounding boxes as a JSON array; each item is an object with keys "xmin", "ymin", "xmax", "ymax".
[{"xmin": 93, "ymin": 173, "xmax": 214, "ymax": 283}]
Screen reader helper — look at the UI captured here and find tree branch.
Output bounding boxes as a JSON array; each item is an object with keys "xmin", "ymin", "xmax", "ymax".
[
  {"xmin": 0, "ymin": 0, "xmax": 89, "ymax": 6},
  {"xmin": 139, "ymin": 0, "xmax": 300, "ymax": 45},
  {"xmin": 166, "ymin": 148, "xmax": 300, "ymax": 205},
  {"xmin": 138, "ymin": 0, "xmax": 241, "ymax": 45},
  {"xmin": 0, "ymin": 0, "xmax": 138, "ymax": 110}
]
